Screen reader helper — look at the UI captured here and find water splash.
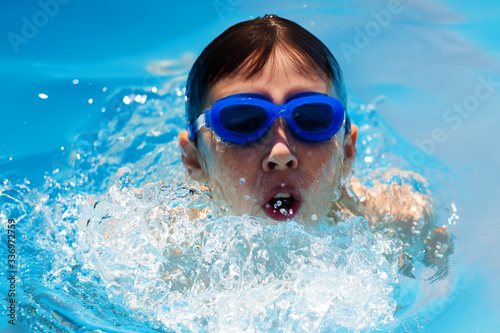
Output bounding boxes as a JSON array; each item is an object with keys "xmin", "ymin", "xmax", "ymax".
[
  {"xmin": 77, "ymin": 178, "xmax": 400, "ymax": 331},
  {"xmin": 0, "ymin": 83, "xmax": 459, "ymax": 332}
]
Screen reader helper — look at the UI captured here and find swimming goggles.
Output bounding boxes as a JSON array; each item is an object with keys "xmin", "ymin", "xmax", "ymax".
[{"xmin": 187, "ymin": 92, "xmax": 350, "ymax": 144}]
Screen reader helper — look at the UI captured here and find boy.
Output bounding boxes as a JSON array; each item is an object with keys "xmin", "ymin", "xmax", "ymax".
[{"xmin": 177, "ymin": 15, "xmax": 450, "ymax": 267}]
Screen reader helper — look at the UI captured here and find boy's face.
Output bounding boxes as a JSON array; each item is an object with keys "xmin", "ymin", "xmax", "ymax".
[{"xmin": 180, "ymin": 52, "xmax": 357, "ymax": 225}]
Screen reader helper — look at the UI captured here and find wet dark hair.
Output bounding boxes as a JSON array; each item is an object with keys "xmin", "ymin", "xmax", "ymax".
[{"xmin": 185, "ymin": 14, "xmax": 346, "ymax": 132}]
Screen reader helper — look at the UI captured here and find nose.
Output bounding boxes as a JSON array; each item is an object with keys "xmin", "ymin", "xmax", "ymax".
[{"xmin": 262, "ymin": 119, "xmax": 298, "ymax": 171}]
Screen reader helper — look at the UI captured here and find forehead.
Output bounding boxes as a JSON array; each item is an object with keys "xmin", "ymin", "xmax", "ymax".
[{"xmin": 206, "ymin": 51, "xmax": 331, "ymax": 106}]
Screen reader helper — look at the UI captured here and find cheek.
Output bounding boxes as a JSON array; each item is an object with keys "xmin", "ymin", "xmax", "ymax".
[
  {"xmin": 202, "ymin": 142, "xmax": 262, "ymax": 210},
  {"xmin": 212, "ymin": 145, "xmax": 260, "ymax": 181},
  {"xmin": 201, "ymin": 134, "xmax": 259, "ymax": 177},
  {"xmin": 300, "ymin": 141, "xmax": 344, "ymax": 195},
  {"xmin": 199, "ymin": 134, "xmax": 242, "ymax": 178}
]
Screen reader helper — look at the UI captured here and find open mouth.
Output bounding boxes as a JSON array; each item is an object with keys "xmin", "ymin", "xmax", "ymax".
[{"xmin": 262, "ymin": 192, "xmax": 301, "ymax": 221}]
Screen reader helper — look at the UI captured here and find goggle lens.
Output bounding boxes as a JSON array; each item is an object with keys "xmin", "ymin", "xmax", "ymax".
[
  {"xmin": 292, "ymin": 102, "xmax": 333, "ymax": 132},
  {"xmin": 219, "ymin": 105, "xmax": 267, "ymax": 135}
]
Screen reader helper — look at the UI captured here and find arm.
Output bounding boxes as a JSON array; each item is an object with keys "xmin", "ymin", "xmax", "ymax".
[{"xmin": 335, "ymin": 169, "xmax": 453, "ymax": 277}]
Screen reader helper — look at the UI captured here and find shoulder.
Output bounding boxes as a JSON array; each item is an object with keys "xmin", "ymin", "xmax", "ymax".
[{"xmin": 349, "ymin": 169, "xmax": 436, "ymax": 248}]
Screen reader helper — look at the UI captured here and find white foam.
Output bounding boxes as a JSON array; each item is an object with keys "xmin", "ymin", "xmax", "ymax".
[{"xmin": 76, "ymin": 181, "xmax": 400, "ymax": 331}]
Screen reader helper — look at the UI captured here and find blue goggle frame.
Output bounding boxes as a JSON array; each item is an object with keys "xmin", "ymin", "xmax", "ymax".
[{"xmin": 187, "ymin": 92, "xmax": 350, "ymax": 144}]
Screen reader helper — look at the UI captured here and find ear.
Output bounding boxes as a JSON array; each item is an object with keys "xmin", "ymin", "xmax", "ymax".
[
  {"xmin": 178, "ymin": 131, "xmax": 208, "ymax": 182},
  {"xmin": 342, "ymin": 124, "xmax": 358, "ymax": 176}
]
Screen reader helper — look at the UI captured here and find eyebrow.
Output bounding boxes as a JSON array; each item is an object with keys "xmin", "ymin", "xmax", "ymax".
[
  {"xmin": 216, "ymin": 91, "xmax": 329, "ymax": 105},
  {"xmin": 219, "ymin": 93, "xmax": 272, "ymax": 102},
  {"xmin": 284, "ymin": 91, "xmax": 327, "ymax": 103}
]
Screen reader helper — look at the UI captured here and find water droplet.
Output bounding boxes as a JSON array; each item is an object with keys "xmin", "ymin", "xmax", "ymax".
[
  {"xmin": 311, "ymin": 214, "xmax": 318, "ymax": 221},
  {"xmin": 332, "ymin": 188, "xmax": 341, "ymax": 201},
  {"xmin": 281, "ymin": 183, "xmax": 286, "ymax": 187},
  {"xmin": 244, "ymin": 195, "xmax": 250, "ymax": 200},
  {"xmin": 239, "ymin": 178, "xmax": 246, "ymax": 185}
]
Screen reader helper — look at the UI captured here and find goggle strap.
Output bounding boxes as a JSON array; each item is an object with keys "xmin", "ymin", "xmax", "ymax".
[
  {"xmin": 187, "ymin": 122, "xmax": 196, "ymax": 141},
  {"xmin": 345, "ymin": 114, "xmax": 351, "ymax": 135},
  {"xmin": 187, "ymin": 113, "xmax": 209, "ymax": 142}
]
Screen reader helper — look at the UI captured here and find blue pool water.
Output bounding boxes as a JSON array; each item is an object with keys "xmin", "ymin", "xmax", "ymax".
[{"xmin": 1, "ymin": 0, "xmax": 500, "ymax": 332}]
